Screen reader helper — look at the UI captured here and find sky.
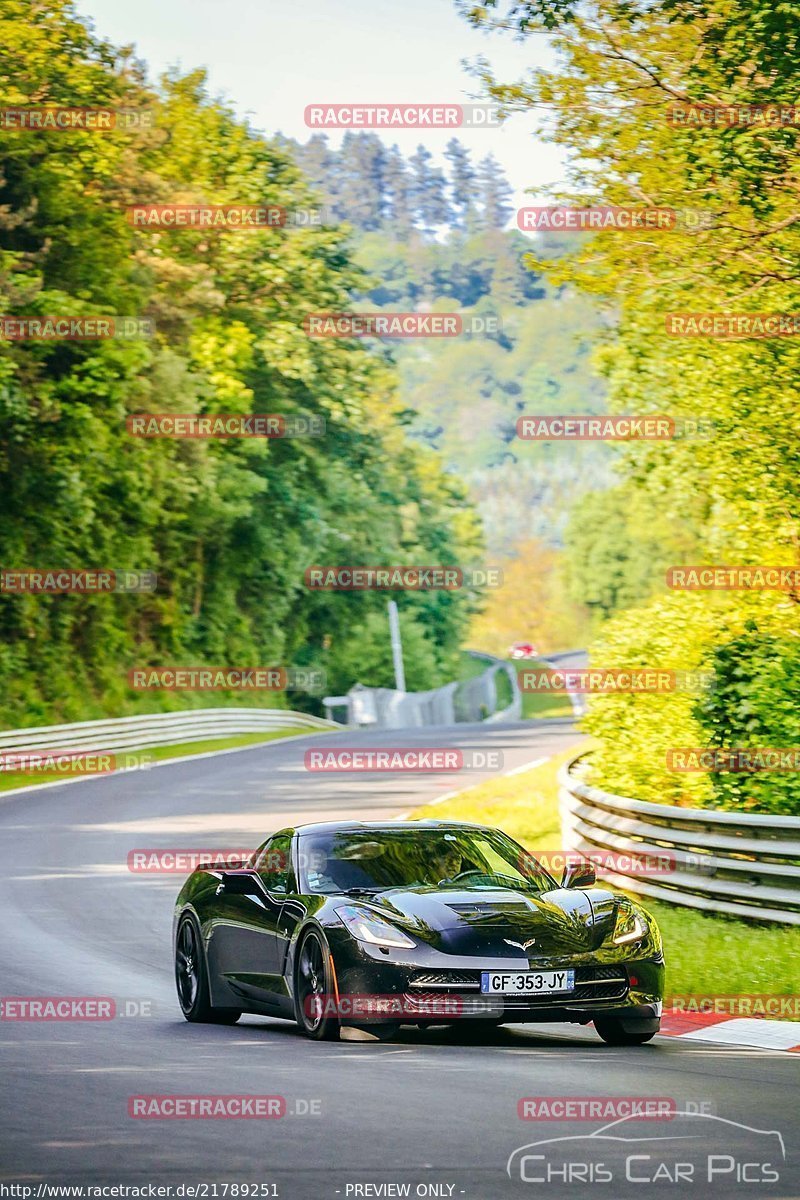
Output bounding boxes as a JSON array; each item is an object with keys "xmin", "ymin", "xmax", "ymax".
[{"xmin": 76, "ymin": 0, "xmax": 567, "ymax": 212}]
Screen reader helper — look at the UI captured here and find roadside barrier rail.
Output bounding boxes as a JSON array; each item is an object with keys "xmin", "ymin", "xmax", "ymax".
[
  {"xmin": 0, "ymin": 708, "xmax": 336, "ymax": 757},
  {"xmin": 559, "ymin": 754, "xmax": 800, "ymax": 925}
]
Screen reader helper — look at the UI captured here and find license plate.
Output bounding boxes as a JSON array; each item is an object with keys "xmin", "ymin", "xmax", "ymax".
[{"xmin": 480, "ymin": 969, "xmax": 575, "ymax": 995}]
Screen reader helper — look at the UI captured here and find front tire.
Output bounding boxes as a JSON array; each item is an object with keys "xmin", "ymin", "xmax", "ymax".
[
  {"xmin": 294, "ymin": 928, "xmax": 339, "ymax": 1040},
  {"xmin": 175, "ymin": 914, "xmax": 241, "ymax": 1025},
  {"xmin": 594, "ymin": 1014, "xmax": 659, "ymax": 1045}
]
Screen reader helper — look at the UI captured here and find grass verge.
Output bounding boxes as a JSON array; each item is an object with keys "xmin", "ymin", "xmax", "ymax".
[
  {"xmin": 413, "ymin": 746, "xmax": 575, "ymax": 847},
  {"xmin": 0, "ymin": 726, "xmax": 327, "ymax": 793},
  {"xmin": 456, "ymin": 651, "xmax": 494, "ymax": 682},
  {"xmin": 408, "ymin": 747, "xmax": 800, "ymax": 1006}
]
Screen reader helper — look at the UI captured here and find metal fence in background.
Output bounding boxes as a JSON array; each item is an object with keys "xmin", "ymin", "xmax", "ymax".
[
  {"xmin": 324, "ymin": 654, "xmax": 521, "ymax": 728},
  {"xmin": 559, "ymin": 753, "xmax": 800, "ymax": 925}
]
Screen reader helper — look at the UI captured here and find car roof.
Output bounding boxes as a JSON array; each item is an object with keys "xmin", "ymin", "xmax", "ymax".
[{"xmin": 293, "ymin": 819, "xmax": 494, "ymax": 836}]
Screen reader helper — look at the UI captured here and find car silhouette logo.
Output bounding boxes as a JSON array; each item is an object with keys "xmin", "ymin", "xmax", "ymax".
[{"xmin": 507, "ymin": 1111, "xmax": 786, "ymax": 1181}]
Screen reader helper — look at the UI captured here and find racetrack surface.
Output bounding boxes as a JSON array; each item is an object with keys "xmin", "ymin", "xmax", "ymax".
[{"xmin": 1, "ymin": 712, "xmax": 797, "ymax": 1199}]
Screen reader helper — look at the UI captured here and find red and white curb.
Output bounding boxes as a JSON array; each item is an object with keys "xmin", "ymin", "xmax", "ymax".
[{"xmin": 660, "ymin": 1010, "xmax": 800, "ymax": 1052}]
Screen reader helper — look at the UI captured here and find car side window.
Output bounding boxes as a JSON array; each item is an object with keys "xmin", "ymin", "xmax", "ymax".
[{"xmin": 255, "ymin": 833, "xmax": 295, "ymax": 894}]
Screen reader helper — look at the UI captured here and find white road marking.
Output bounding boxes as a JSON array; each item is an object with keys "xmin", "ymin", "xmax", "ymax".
[
  {"xmin": 397, "ymin": 754, "xmax": 558, "ymax": 816},
  {"xmin": 504, "ymin": 756, "xmax": 548, "ymax": 777}
]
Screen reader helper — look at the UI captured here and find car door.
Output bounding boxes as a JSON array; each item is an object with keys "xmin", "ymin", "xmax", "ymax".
[{"xmin": 208, "ymin": 832, "xmax": 294, "ymax": 1007}]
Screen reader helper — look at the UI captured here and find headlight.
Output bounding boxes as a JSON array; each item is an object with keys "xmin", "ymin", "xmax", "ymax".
[
  {"xmin": 612, "ymin": 907, "xmax": 647, "ymax": 945},
  {"xmin": 335, "ymin": 904, "xmax": 415, "ymax": 949}
]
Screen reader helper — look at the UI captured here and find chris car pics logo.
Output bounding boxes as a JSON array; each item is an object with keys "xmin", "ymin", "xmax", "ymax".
[{"xmin": 507, "ymin": 1112, "xmax": 785, "ymax": 1186}]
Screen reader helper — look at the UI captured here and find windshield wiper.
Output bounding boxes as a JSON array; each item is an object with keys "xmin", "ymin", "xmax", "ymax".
[{"xmin": 342, "ymin": 886, "xmax": 387, "ymax": 898}]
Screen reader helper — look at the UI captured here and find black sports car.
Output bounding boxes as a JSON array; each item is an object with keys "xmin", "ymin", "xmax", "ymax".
[{"xmin": 174, "ymin": 820, "xmax": 664, "ymax": 1044}]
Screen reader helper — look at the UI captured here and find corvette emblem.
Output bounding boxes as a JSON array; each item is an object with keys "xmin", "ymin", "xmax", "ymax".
[{"xmin": 504, "ymin": 938, "xmax": 536, "ymax": 950}]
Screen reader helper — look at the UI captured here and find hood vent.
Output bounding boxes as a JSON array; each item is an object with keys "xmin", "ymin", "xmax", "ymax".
[{"xmin": 445, "ymin": 901, "xmax": 532, "ymax": 918}]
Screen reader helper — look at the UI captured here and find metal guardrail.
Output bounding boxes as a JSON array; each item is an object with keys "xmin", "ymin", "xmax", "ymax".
[
  {"xmin": 325, "ymin": 654, "xmax": 521, "ymax": 728},
  {"xmin": 0, "ymin": 708, "xmax": 337, "ymax": 757},
  {"xmin": 459, "ymin": 653, "xmax": 521, "ymax": 725},
  {"xmin": 559, "ymin": 753, "xmax": 800, "ymax": 925},
  {"xmin": 541, "ymin": 652, "xmax": 588, "ymax": 717}
]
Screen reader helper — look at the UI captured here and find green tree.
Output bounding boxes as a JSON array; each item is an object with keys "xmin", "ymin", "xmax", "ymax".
[
  {"xmin": 0, "ymin": 0, "xmax": 481, "ymax": 726},
  {"xmin": 459, "ymin": 0, "xmax": 800, "ymax": 811},
  {"xmin": 563, "ymin": 485, "xmax": 703, "ymax": 622},
  {"xmin": 444, "ymin": 137, "xmax": 476, "ymax": 230},
  {"xmin": 476, "ymin": 153, "xmax": 513, "ymax": 229},
  {"xmin": 409, "ymin": 144, "xmax": 451, "ymax": 233}
]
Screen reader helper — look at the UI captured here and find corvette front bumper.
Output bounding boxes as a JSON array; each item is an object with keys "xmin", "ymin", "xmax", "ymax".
[{"xmin": 328, "ymin": 934, "xmax": 664, "ymax": 1025}]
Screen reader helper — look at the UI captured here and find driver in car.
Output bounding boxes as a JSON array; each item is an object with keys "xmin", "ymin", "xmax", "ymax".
[{"xmin": 429, "ymin": 841, "xmax": 466, "ymax": 885}]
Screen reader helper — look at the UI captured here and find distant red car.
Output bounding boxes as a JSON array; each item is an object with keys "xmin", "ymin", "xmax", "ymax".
[{"xmin": 509, "ymin": 642, "xmax": 539, "ymax": 660}]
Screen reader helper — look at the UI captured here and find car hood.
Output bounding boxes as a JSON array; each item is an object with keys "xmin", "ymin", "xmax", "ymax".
[{"xmin": 364, "ymin": 886, "xmax": 617, "ymax": 956}]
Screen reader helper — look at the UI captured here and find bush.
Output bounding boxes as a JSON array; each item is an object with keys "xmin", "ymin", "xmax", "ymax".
[
  {"xmin": 696, "ymin": 623, "xmax": 800, "ymax": 815},
  {"xmin": 581, "ymin": 592, "xmax": 800, "ymax": 814}
]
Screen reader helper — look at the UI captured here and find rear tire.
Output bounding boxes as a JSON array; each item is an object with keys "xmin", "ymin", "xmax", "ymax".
[
  {"xmin": 175, "ymin": 914, "xmax": 242, "ymax": 1025},
  {"xmin": 594, "ymin": 1014, "xmax": 658, "ymax": 1045},
  {"xmin": 294, "ymin": 928, "xmax": 339, "ymax": 1040}
]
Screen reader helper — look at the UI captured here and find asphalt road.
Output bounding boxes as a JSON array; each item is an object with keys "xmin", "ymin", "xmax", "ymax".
[{"xmin": 1, "ymin": 713, "xmax": 798, "ymax": 1200}]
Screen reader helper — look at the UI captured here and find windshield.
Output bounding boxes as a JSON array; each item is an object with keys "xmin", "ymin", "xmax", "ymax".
[{"xmin": 298, "ymin": 827, "xmax": 557, "ymax": 895}]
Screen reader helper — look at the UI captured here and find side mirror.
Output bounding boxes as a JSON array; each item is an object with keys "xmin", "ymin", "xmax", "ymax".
[
  {"xmin": 216, "ymin": 871, "xmax": 262, "ymax": 897},
  {"xmin": 561, "ymin": 859, "xmax": 596, "ymax": 889}
]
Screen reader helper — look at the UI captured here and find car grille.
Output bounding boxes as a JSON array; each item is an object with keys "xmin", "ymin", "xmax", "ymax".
[
  {"xmin": 408, "ymin": 965, "xmax": 628, "ymax": 1004},
  {"xmin": 409, "ymin": 971, "xmax": 482, "ymax": 990}
]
